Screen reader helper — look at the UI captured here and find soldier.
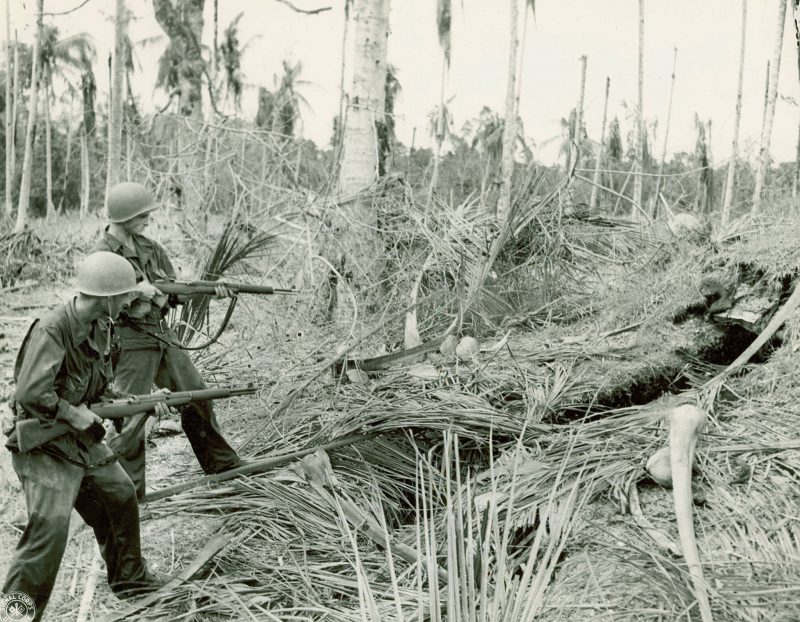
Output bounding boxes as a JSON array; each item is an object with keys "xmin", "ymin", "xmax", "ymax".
[
  {"xmin": 2, "ymin": 252, "xmax": 166, "ymax": 621},
  {"xmin": 93, "ymin": 182, "xmax": 240, "ymax": 499}
]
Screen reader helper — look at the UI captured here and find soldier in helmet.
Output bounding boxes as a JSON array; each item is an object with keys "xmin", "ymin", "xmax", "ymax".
[
  {"xmin": 92, "ymin": 182, "xmax": 240, "ymax": 499},
  {"xmin": 2, "ymin": 252, "xmax": 167, "ymax": 620}
]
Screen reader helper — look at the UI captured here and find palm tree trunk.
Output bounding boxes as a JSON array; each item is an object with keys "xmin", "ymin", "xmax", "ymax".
[
  {"xmin": 14, "ymin": 0, "xmax": 43, "ymax": 233},
  {"xmin": 339, "ymin": 0, "xmax": 389, "ymax": 197},
  {"xmin": 428, "ymin": 59, "xmax": 447, "ymax": 204},
  {"xmin": 211, "ymin": 0, "xmax": 218, "ymax": 85},
  {"xmin": 335, "ymin": 0, "xmax": 351, "ymax": 163},
  {"xmin": 10, "ymin": 33, "xmax": 19, "ymax": 198},
  {"xmin": 652, "ymin": 47, "xmax": 677, "ymax": 218},
  {"xmin": 589, "ymin": 77, "xmax": 610, "ymax": 210},
  {"xmin": 4, "ymin": 0, "xmax": 13, "ymax": 216},
  {"xmin": 753, "ymin": 0, "xmax": 789, "ymax": 215},
  {"xmin": 632, "ymin": 0, "xmax": 645, "ymax": 218},
  {"xmin": 337, "ymin": 0, "xmax": 390, "ymax": 282},
  {"xmin": 793, "ymin": 116, "xmax": 799, "ymax": 199},
  {"xmin": 513, "ymin": 2, "xmax": 532, "ymax": 115},
  {"xmin": 45, "ymin": 69, "xmax": 55, "ymax": 219},
  {"xmin": 721, "ymin": 0, "xmax": 747, "ymax": 226},
  {"xmin": 569, "ymin": 55, "xmax": 587, "ymax": 174},
  {"xmin": 80, "ymin": 129, "xmax": 89, "ymax": 217},
  {"xmin": 59, "ymin": 93, "xmax": 74, "ymax": 214},
  {"xmin": 497, "ymin": 0, "xmax": 520, "ymax": 224},
  {"xmin": 106, "ymin": 0, "xmax": 127, "ymax": 195}
]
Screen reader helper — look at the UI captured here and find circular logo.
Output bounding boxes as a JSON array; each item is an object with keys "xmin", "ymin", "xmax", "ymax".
[{"xmin": 0, "ymin": 593, "xmax": 35, "ymax": 622}]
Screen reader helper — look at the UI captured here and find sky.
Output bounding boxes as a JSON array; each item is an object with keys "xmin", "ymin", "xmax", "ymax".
[{"xmin": 3, "ymin": 0, "xmax": 800, "ymax": 166}]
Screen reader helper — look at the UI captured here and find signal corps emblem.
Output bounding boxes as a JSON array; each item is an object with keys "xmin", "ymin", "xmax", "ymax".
[{"xmin": 0, "ymin": 592, "xmax": 35, "ymax": 622}]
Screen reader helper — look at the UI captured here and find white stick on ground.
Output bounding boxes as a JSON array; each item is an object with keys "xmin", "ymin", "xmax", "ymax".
[{"xmin": 77, "ymin": 543, "xmax": 102, "ymax": 622}]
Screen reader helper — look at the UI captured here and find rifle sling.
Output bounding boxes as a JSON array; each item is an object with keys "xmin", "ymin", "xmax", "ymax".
[{"xmin": 126, "ymin": 296, "xmax": 238, "ymax": 351}]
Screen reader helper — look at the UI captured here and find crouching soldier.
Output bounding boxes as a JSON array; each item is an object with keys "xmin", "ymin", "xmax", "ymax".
[
  {"xmin": 93, "ymin": 182, "xmax": 240, "ymax": 499},
  {"xmin": 1, "ymin": 252, "xmax": 166, "ymax": 621}
]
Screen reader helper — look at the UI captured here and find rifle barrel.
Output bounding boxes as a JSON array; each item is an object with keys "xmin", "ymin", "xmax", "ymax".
[{"xmin": 154, "ymin": 280, "xmax": 297, "ymax": 296}]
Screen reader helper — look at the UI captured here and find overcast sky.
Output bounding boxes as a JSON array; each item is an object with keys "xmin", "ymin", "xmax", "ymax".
[{"xmin": 4, "ymin": 0, "xmax": 800, "ymax": 165}]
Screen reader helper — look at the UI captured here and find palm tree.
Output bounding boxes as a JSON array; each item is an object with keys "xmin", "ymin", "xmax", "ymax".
[
  {"xmin": 219, "ymin": 12, "xmax": 251, "ymax": 110},
  {"xmin": 79, "ymin": 68, "xmax": 97, "ymax": 217},
  {"xmin": 338, "ymin": 0, "xmax": 389, "ymax": 196},
  {"xmin": 337, "ymin": 0, "xmax": 390, "ymax": 284},
  {"xmin": 559, "ymin": 108, "xmax": 577, "ymax": 171},
  {"xmin": 472, "ymin": 106, "xmax": 505, "ymax": 197},
  {"xmin": 14, "ymin": 0, "xmax": 43, "ymax": 232},
  {"xmin": 569, "ymin": 55, "xmax": 587, "ymax": 174},
  {"xmin": 153, "ymin": 0, "xmax": 204, "ymax": 119},
  {"xmin": 497, "ymin": 0, "xmax": 520, "ymax": 224},
  {"xmin": 589, "ymin": 77, "xmax": 611, "ymax": 210},
  {"xmin": 378, "ymin": 64, "xmax": 401, "ymax": 176},
  {"xmin": 633, "ymin": 0, "xmax": 645, "ymax": 218},
  {"xmin": 693, "ymin": 115, "xmax": 713, "ymax": 214},
  {"xmin": 107, "ymin": 0, "xmax": 128, "ymax": 195},
  {"xmin": 721, "ymin": 0, "xmax": 747, "ymax": 226},
  {"xmin": 254, "ymin": 61, "xmax": 309, "ymax": 138},
  {"xmin": 752, "ymin": 0, "xmax": 789, "ymax": 214},
  {"xmin": 39, "ymin": 26, "xmax": 95, "ymax": 219},
  {"xmin": 430, "ymin": 0, "xmax": 451, "ymax": 201},
  {"xmin": 427, "ymin": 100, "xmax": 453, "ymax": 200},
  {"xmin": 274, "ymin": 61, "xmax": 308, "ymax": 138}
]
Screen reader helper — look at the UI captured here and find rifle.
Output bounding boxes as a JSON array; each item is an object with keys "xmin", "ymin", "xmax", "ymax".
[
  {"xmin": 14, "ymin": 386, "xmax": 257, "ymax": 453},
  {"xmin": 153, "ymin": 280, "xmax": 297, "ymax": 297}
]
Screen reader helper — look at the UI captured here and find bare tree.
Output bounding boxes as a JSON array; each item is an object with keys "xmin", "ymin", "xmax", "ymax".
[
  {"xmin": 497, "ymin": 0, "xmax": 520, "ymax": 224},
  {"xmin": 753, "ymin": 0, "xmax": 789, "ymax": 215},
  {"xmin": 14, "ymin": 0, "xmax": 43, "ymax": 233},
  {"xmin": 569, "ymin": 55, "xmax": 588, "ymax": 174},
  {"xmin": 428, "ymin": 0, "xmax": 452, "ymax": 203},
  {"xmin": 720, "ymin": 1, "xmax": 746, "ymax": 226},
  {"xmin": 633, "ymin": 0, "xmax": 645, "ymax": 217},
  {"xmin": 652, "ymin": 47, "xmax": 677, "ymax": 217},
  {"xmin": 589, "ymin": 76, "xmax": 610, "ymax": 210}
]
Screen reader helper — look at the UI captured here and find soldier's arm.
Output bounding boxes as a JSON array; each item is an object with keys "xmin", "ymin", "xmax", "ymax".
[{"xmin": 14, "ymin": 328, "xmax": 73, "ymax": 422}]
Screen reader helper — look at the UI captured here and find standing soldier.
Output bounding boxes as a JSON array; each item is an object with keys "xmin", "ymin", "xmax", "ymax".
[
  {"xmin": 93, "ymin": 182, "xmax": 241, "ymax": 499},
  {"xmin": 2, "ymin": 252, "xmax": 166, "ymax": 621}
]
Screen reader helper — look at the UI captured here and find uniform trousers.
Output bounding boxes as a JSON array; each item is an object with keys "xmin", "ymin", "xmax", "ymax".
[
  {"xmin": 109, "ymin": 346, "xmax": 239, "ymax": 499},
  {"xmin": 2, "ymin": 449, "xmax": 148, "ymax": 621}
]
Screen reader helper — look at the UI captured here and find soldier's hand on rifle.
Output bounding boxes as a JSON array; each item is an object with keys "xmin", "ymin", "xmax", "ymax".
[
  {"xmin": 214, "ymin": 284, "xmax": 235, "ymax": 299},
  {"xmin": 136, "ymin": 280, "xmax": 161, "ymax": 300},
  {"xmin": 152, "ymin": 388, "xmax": 176, "ymax": 418},
  {"xmin": 61, "ymin": 404, "xmax": 103, "ymax": 432}
]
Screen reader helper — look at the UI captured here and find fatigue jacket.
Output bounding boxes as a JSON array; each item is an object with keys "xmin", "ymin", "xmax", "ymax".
[
  {"xmin": 92, "ymin": 227, "xmax": 179, "ymax": 350},
  {"xmin": 6, "ymin": 299, "xmax": 116, "ymax": 464}
]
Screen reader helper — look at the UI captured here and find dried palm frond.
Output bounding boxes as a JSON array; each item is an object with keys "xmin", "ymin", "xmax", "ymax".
[{"xmin": 171, "ymin": 218, "xmax": 278, "ymax": 344}]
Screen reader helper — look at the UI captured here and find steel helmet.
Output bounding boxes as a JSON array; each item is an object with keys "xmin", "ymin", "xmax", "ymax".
[
  {"xmin": 76, "ymin": 251, "xmax": 138, "ymax": 296},
  {"xmin": 107, "ymin": 182, "xmax": 157, "ymax": 223}
]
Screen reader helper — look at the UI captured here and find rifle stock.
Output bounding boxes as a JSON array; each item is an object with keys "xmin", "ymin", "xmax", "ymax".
[
  {"xmin": 14, "ymin": 386, "xmax": 256, "ymax": 453},
  {"xmin": 153, "ymin": 280, "xmax": 297, "ymax": 297}
]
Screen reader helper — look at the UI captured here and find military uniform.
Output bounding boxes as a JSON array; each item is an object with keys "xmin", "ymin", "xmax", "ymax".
[
  {"xmin": 92, "ymin": 227, "xmax": 239, "ymax": 498},
  {"xmin": 3, "ymin": 300, "xmax": 150, "ymax": 619}
]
